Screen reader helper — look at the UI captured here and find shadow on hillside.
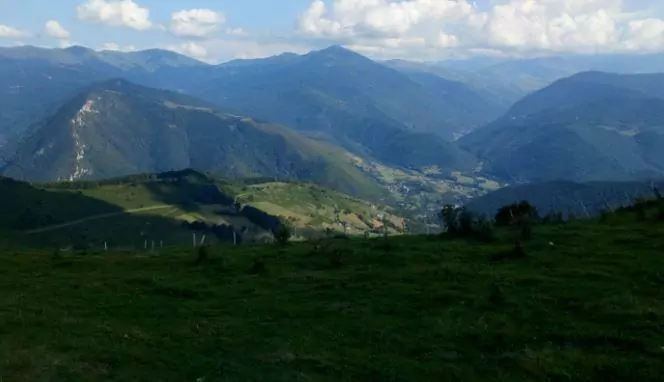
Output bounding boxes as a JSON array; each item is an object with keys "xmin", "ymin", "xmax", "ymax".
[
  {"xmin": 0, "ymin": 176, "xmax": 123, "ymax": 230},
  {"xmin": 144, "ymin": 170, "xmax": 283, "ymax": 234},
  {"xmin": 0, "ymin": 176, "xmax": 229, "ymax": 250},
  {"xmin": 142, "ymin": 170, "xmax": 235, "ymax": 213},
  {"xmin": 0, "ymin": 170, "xmax": 292, "ymax": 250}
]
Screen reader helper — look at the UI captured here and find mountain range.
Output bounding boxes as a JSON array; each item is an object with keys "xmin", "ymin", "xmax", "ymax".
[
  {"xmin": 0, "ymin": 45, "xmax": 492, "ymax": 176},
  {"xmin": 460, "ymin": 71, "xmax": 664, "ymax": 182},
  {"xmin": 465, "ymin": 179, "xmax": 664, "ymax": 218},
  {"xmin": 2, "ymin": 79, "xmax": 386, "ymax": 201},
  {"xmin": 3, "ymin": 44, "xmax": 664, "ymax": 212}
]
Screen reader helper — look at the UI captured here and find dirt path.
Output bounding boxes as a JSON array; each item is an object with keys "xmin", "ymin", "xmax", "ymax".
[{"xmin": 25, "ymin": 205, "xmax": 172, "ymax": 234}]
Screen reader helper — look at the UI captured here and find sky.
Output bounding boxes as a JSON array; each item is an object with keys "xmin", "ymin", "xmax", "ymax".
[{"xmin": 1, "ymin": 0, "xmax": 664, "ymax": 63}]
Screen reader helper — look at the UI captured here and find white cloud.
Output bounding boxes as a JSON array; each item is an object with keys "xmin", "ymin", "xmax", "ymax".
[
  {"xmin": 225, "ymin": 27, "xmax": 246, "ymax": 36},
  {"xmin": 298, "ymin": 0, "xmax": 473, "ymax": 38},
  {"xmin": 45, "ymin": 20, "xmax": 71, "ymax": 39},
  {"xmin": 479, "ymin": 0, "xmax": 624, "ymax": 52},
  {"xmin": 59, "ymin": 40, "xmax": 74, "ymax": 48},
  {"xmin": 163, "ymin": 38, "xmax": 310, "ymax": 63},
  {"xmin": 170, "ymin": 9, "xmax": 224, "ymax": 38},
  {"xmin": 77, "ymin": 0, "xmax": 152, "ymax": 31},
  {"xmin": 623, "ymin": 18, "xmax": 664, "ymax": 51},
  {"xmin": 0, "ymin": 24, "xmax": 27, "ymax": 39},
  {"xmin": 297, "ymin": 0, "xmax": 664, "ymax": 58},
  {"xmin": 166, "ymin": 42, "xmax": 209, "ymax": 60}
]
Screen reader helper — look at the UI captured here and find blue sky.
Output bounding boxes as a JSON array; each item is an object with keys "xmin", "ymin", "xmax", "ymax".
[{"xmin": 1, "ymin": 0, "xmax": 663, "ymax": 62}]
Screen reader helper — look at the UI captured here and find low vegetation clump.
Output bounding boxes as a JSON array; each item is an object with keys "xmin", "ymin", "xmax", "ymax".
[
  {"xmin": 494, "ymin": 201, "xmax": 539, "ymax": 227},
  {"xmin": 273, "ymin": 223, "xmax": 292, "ymax": 246},
  {"xmin": 440, "ymin": 205, "xmax": 495, "ymax": 242}
]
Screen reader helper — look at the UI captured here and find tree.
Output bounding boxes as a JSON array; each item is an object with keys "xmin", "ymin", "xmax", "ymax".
[
  {"xmin": 495, "ymin": 201, "xmax": 539, "ymax": 227},
  {"xmin": 458, "ymin": 208, "xmax": 475, "ymax": 236},
  {"xmin": 440, "ymin": 204, "xmax": 460, "ymax": 234},
  {"xmin": 274, "ymin": 223, "xmax": 292, "ymax": 246}
]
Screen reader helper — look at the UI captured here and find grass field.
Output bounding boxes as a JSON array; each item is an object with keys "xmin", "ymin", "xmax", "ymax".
[
  {"xmin": 1, "ymin": 212, "xmax": 664, "ymax": 381},
  {"xmin": 231, "ymin": 182, "xmax": 405, "ymax": 235}
]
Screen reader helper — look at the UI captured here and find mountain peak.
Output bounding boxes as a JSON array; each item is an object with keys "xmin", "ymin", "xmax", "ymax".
[
  {"xmin": 320, "ymin": 45, "xmax": 351, "ymax": 53},
  {"xmin": 131, "ymin": 48, "xmax": 201, "ymax": 62},
  {"xmin": 63, "ymin": 45, "xmax": 95, "ymax": 55},
  {"xmin": 308, "ymin": 45, "xmax": 365, "ymax": 60}
]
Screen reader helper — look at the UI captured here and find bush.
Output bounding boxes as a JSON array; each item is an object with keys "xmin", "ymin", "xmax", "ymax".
[
  {"xmin": 440, "ymin": 205, "xmax": 460, "ymax": 235},
  {"xmin": 475, "ymin": 217, "xmax": 495, "ymax": 243},
  {"xmin": 440, "ymin": 206, "xmax": 495, "ymax": 242},
  {"xmin": 495, "ymin": 201, "xmax": 539, "ymax": 227},
  {"xmin": 458, "ymin": 208, "xmax": 475, "ymax": 236},
  {"xmin": 274, "ymin": 224, "xmax": 292, "ymax": 246}
]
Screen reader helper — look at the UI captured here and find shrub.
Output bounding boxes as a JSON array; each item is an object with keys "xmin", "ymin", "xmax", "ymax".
[
  {"xmin": 495, "ymin": 201, "xmax": 539, "ymax": 227},
  {"xmin": 274, "ymin": 224, "xmax": 292, "ymax": 246},
  {"xmin": 474, "ymin": 217, "xmax": 495, "ymax": 243},
  {"xmin": 439, "ymin": 206, "xmax": 496, "ymax": 242},
  {"xmin": 458, "ymin": 208, "xmax": 475, "ymax": 236},
  {"xmin": 440, "ymin": 204, "xmax": 460, "ymax": 235}
]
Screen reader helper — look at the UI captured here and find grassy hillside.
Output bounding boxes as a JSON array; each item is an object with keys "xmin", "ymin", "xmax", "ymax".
[
  {"xmin": 1, "ymin": 202, "xmax": 664, "ymax": 380},
  {"xmin": 0, "ymin": 170, "xmax": 408, "ymax": 249},
  {"xmin": 220, "ymin": 181, "xmax": 406, "ymax": 235},
  {"xmin": 0, "ymin": 171, "xmax": 252, "ymax": 249}
]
